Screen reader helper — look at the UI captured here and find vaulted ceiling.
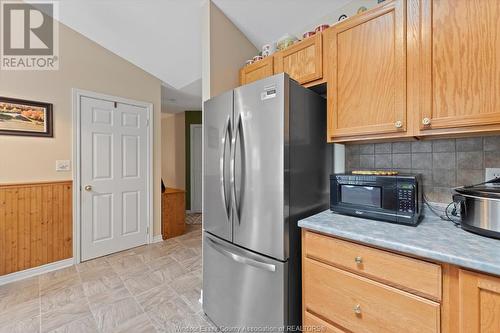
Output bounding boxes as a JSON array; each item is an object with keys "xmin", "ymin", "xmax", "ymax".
[{"xmin": 54, "ymin": 0, "xmax": 357, "ymax": 113}]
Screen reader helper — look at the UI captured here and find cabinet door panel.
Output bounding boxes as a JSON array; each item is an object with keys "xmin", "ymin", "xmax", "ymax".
[
  {"xmin": 326, "ymin": 0, "xmax": 407, "ymax": 139},
  {"xmin": 459, "ymin": 269, "xmax": 500, "ymax": 333},
  {"xmin": 274, "ymin": 33, "xmax": 322, "ymax": 84},
  {"xmin": 240, "ymin": 57, "xmax": 274, "ymax": 85},
  {"xmin": 419, "ymin": 0, "xmax": 500, "ymax": 132}
]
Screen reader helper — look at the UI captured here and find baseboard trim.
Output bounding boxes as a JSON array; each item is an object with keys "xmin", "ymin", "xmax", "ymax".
[
  {"xmin": 152, "ymin": 235, "xmax": 163, "ymax": 243},
  {"xmin": 0, "ymin": 258, "xmax": 74, "ymax": 286}
]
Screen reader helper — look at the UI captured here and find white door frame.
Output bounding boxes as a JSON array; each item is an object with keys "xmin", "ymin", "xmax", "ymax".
[
  {"xmin": 72, "ymin": 89, "xmax": 154, "ymax": 264},
  {"xmin": 190, "ymin": 124, "xmax": 202, "ymax": 213}
]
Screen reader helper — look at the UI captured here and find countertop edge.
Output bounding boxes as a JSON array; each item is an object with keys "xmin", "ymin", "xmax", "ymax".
[{"xmin": 298, "ymin": 220, "xmax": 500, "ymax": 277}]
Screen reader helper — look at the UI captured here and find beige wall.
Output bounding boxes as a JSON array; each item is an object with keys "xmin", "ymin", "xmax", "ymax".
[
  {"xmin": 161, "ymin": 112, "xmax": 186, "ymax": 190},
  {"xmin": 202, "ymin": 1, "xmax": 258, "ymax": 101},
  {"xmin": 0, "ymin": 21, "xmax": 163, "ymax": 235}
]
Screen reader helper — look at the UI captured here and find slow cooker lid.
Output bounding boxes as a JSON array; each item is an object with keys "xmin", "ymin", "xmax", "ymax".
[{"xmin": 455, "ymin": 183, "xmax": 500, "ymax": 199}]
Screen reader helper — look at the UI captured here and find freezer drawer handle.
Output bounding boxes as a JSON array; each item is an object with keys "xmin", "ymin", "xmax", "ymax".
[{"xmin": 207, "ymin": 237, "xmax": 276, "ymax": 272}]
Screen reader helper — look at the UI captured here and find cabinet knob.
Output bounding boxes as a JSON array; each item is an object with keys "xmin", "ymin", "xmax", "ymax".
[
  {"xmin": 395, "ymin": 120, "xmax": 403, "ymax": 128},
  {"xmin": 353, "ymin": 304, "xmax": 362, "ymax": 315},
  {"xmin": 355, "ymin": 256, "xmax": 363, "ymax": 264},
  {"xmin": 422, "ymin": 117, "xmax": 431, "ymax": 126}
]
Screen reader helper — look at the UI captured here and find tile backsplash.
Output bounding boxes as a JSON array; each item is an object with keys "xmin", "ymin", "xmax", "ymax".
[{"xmin": 345, "ymin": 136, "xmax": 500, "ymax": 203}]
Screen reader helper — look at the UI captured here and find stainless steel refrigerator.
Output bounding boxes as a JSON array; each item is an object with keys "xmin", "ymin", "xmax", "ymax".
[{"xmin": 203, "ymin": 73, "xmax": 330, "ymax": 330}]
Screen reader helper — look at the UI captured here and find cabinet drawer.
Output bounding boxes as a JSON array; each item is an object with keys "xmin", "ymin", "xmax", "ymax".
[
  {"xmin": 303, "ymin": 231, "xmax": 441, "ymax": 300},
  {"xmin": 304, "ymin": 258, "xmax": 440, "ymax": 333},
  {"xmin": 303, "ymin": 311, "xmax": 346, "ymax": 333}
]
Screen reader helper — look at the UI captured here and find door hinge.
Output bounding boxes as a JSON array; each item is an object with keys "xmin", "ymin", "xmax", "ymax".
[
  {"xmin": 114, "ymin": 101, "xmax": 117, "ymax": 108},
  {"xmin": 146, "ymin": 226, "xmax": 150, "ymax": 235},
  {"xmin": 146, "ymin": 118, "xmax": 150, "ymax": 127}
]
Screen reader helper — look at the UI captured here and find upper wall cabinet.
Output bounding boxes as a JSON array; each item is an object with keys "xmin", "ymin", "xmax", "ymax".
[
  {"xmin": 411, "ymin": 0, "xmax": 500, "ymax": 136},
  {"xmin": 325, "ymin": 0, "xmax": 408, "ymax": 142},
  {"xmin": 274, "ymin": 33, "xmax": 323, "ymax": 85},
  {"xmin": 240, "ymin": 56, "xmax": 274, "ymax": 86}
]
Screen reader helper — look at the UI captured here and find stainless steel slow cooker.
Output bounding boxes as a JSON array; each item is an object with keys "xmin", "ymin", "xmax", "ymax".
[{"xmin": 454, "ymin": 180, "xmax": 500, "ymax": 239}]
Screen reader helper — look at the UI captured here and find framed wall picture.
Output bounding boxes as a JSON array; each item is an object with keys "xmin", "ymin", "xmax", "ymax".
[{"xmin": 0, "ymin": 97, "xmax": 53, "ymax": 137}]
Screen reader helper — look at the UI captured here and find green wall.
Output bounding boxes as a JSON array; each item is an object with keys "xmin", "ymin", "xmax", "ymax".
[{"xmin": 185, "ymin": 111, "xmax": 202, "ymax": 210}]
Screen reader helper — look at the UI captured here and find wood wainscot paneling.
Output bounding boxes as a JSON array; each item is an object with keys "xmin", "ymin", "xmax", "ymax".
[{"xmin": 0, "ymin": 181, "xmax": 72, "ymax": 276}]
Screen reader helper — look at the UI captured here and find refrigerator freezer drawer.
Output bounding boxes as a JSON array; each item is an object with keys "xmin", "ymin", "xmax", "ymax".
[{"xmin": 203, "ymin": 232, "xmax": 288, "ymax": 330}]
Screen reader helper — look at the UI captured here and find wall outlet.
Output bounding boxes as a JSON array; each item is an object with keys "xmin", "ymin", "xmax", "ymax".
[
  {"xmin": 55, "ymin": 160, "xmax": 71, "ymax": 172},
  {"xmin": 485, "ymin": 168, "xmax": 500, "ymax": 181}
]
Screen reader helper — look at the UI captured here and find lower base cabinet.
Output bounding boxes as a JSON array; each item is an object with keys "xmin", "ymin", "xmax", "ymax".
[
  {"xmin": 459, "ymin": 269, "xmax": 500, "ymax": 333},
  {"xmin": 302, "ymin": 230, "xmax": 500, "ymax": 333}
]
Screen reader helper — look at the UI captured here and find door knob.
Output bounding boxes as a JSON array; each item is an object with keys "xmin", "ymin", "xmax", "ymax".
[
  {"xmin": 395, "ymin": 120, "xmax": 403, "ymax": 128},
  {"xmin": 84, "ymin": 185, "xmax": 92, "ymax": 191},
  {"xmin": 422, "ymin": 117, "xmax": 431, "ymax": 126}
]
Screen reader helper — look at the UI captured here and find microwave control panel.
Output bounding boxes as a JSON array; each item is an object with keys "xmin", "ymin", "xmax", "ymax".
[{"xmin": 397, "ymin": 184, "xmax": 415, "ymax": 214}]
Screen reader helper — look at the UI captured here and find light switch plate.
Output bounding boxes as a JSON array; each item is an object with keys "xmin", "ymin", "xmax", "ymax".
[
  {"xmin": 485, "ymin": 168, "xmax": 500, "ymax": 181},
  {"xmin": 56, "ymin": 160, "xmax": 71, "ymax": 172}
]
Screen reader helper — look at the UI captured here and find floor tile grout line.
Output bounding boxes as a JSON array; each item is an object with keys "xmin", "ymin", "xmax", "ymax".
[
  {"xmin": 76, "ymin": 266, "xmax": 103, "ymax": 333},
  {"xmin": 38, "ymin": 276, "xmax": 42, "ymax": 333},
  {"xmin": 111, "ymin": 253, "xmax": 159, "ymax": 333}
]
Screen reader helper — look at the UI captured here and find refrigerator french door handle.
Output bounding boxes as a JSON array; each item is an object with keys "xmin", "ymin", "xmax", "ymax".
[
  {"xmin": 230, "ymin": 112, "xmax": 244, "ymax": 225},
  {"xmin": 220, "ymin": 116, "xmax": 232, "ymax": 221},
  {"xmin": 206, "ymin": 236, "xmax": 276, "ymax": 272}
]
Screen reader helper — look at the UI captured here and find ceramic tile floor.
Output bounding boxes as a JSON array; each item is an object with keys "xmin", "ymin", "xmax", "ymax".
[{"xmin": 0, "ymin": 224, "xmax": 214, "ymax": 333}]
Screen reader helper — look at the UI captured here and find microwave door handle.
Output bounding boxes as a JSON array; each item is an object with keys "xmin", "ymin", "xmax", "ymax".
[
  {"xmin": 220, "ymin": 115, "xmax": 231, "ymax": 220},
  {"xmin": 364, "ymin": 186, "xmax": 374, "ymax": 190},
  {"xmin": 206, "ymin": 237, "xmax": 276, "ymax": 272}
]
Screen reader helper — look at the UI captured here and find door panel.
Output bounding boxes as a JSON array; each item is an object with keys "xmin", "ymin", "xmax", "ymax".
[
  {"xmin": 203, "ymin": 232, "xmax": 286, "ymax": 329},
  {"xmin": 417, "ymin": 0, "xmax": 500, "ymax": 132},
  {"xmin": 191, "ymin": 125, "xmax": 202, "ymax": 212},
  {"xmin": 233, "ymin": 75, "xmax": 286, "ymax": 260},
  {"xmin": 203, "ymin": 91, "xmax": 233, "ymax": 241},
  {"xmin": 240, "ymin": 57, "xmax": 274, "ymax": 86},
  {"xmin": 326, "ymin": 0, "xmax": 407, "ymax": 139},
  {"xmin": 81, "ymin": 97, "xmax": 148, "ymax": 261},
  {"xmin": 274, "ymin": 33, "xmax": 323, "ymax": 84},
  {"xmin": 459, "ymin": 269, "xmax": 500, "ymax": 333}
]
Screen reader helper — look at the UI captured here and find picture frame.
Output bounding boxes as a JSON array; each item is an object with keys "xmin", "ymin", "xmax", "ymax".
[{"xmin": 0, "ymin": 96, "xmax": 53, "ymax": 137}]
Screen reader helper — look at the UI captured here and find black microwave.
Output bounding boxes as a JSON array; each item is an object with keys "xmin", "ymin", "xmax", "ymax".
[{"xmin": 330, "ymin": 173, "xmax": 422, "ymax": 226}]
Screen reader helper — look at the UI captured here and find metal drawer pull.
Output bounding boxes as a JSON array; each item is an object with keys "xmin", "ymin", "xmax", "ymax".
[
  {"xmin": 355, "ymin": 256, "xmax": 363, "ymax": 264},
  {"xmin": 353, "ymin": 304, "xmax": 362, "ymax": 315}
]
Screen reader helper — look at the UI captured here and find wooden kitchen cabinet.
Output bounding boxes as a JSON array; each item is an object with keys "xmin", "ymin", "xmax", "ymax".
[
  {"xmin": 162, "ymin": 188, "xmax": 185, "ymax": 240},
  {"xmin": 273, "ymin": 33, "xmax": 323, "ymax": 85},
  {"xmin": 410, "ymin": 0, "xmax": 500, "ymax": 136},
  {"xmin": 302, "ymin": 229, "xmax": 500, "ymax": 333},
  {"xmin": 239, "ymin": 56, "xmax": 274, "ymax": 86},
  {"xmin": 459, "ymin": 269, "xmax": 500, "ymax": 333},
  {"xmin": 324, "ymin": 0, "xmax": 408, "ymax": 142}
]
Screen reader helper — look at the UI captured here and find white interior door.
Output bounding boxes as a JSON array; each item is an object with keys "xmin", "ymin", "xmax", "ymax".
[
  {"xmin": 191, "ymin": 124, "xmax": 202, "ymax": 213},
  {"xmin": 81, "ymin": 96, "xmax": 149, "ymax": 261}
]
